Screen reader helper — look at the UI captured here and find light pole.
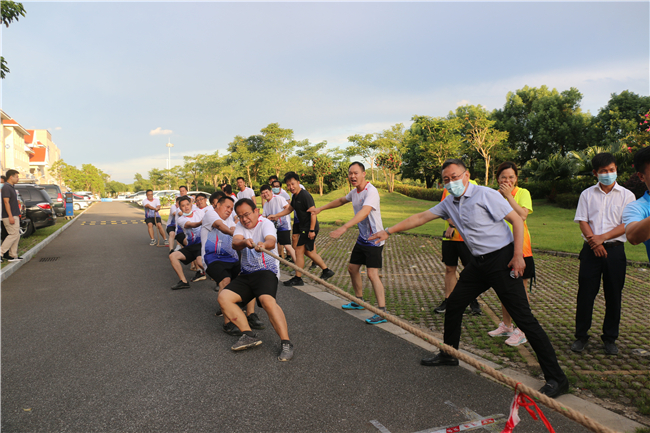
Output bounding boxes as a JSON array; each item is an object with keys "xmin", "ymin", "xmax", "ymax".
[{"xmin": 166, "ymin": 139, "xmax": 174, "ymax": 189}]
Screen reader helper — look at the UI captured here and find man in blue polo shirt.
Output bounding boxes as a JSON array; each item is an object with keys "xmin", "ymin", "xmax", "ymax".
[
  {"xmin": 369, "ymin": 159, "xmax": 568, "ymax": 399},
  {"xmin": 623, "ymin": 146, "xmax": 650, "ymax": 261}
]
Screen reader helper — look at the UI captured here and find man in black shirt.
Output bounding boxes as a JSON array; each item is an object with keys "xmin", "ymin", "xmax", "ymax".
[
  {"xmin": 268, "ymin": 172, "xmax": 334, "ymax": 286},
  {"xmin": 1, "ymin": 170, "xmax": 23, "ymax": 263}
]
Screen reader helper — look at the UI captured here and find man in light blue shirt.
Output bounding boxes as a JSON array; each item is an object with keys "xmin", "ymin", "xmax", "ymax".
[
  {"xmin": 370, "ymin": 159, "xmax": 568, "ymax": 399},
  {"xmin": 623, "ymin": 146, "xmax": 650, "ymax": 261}
]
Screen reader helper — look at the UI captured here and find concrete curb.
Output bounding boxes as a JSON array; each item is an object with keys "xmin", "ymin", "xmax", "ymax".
[
  {"xmin": 1, "ymin": 205, "xmax": 94, "ymax": 283},
  {"xmin": 281, "ymin": 269, "xmax": 646, "ymax": 433}
]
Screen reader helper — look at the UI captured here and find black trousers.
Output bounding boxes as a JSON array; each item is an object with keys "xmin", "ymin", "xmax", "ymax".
[
  {"xmin": 576, "ymin": 242, "xmax": 626, "ymax": 344},
  {"xmin": 444, "ymin": 243, "xmax": 566, "ymax": 384}
]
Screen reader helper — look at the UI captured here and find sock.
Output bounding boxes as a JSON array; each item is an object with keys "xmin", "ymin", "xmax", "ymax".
[
  {"xmin": 281, "ymin": 339, "xmax": 291, "ymax": 345},
  {"xmin": 243, "ymin": 330, "xmax": 256, "ymax": 337},
  {"xmin": 356, "ymin": 297, "xmax": 365, "ymax": 304},
  {"xmin": 379, "ymin": 307, "xmax": 386, "ymax": 312}
]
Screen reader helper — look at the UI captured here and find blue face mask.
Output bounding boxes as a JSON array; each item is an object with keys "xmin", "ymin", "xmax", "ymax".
[
  {"xmin": 598, "ymin": 172, "xmax": 617, "ymax": 186},
  {"xmin": 182, "ymin": 211, "xmax": 192, "ymax": 216},
  {"xmin": 272, "ymin": 187, "xmax": 280, "ymax": 194},
  {"xmin": 445, "ymin": 179, "xmax": 466, "ymax": 197}
]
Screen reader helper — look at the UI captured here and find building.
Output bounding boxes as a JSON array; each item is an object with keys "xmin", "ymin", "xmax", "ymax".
[
  {"xmin": 29, "ymin": 129, "xmax": 62, "ymax": 185},
  {"xmin": 1, "ymin": 110, "xmax": 33, "ymax": 178}
]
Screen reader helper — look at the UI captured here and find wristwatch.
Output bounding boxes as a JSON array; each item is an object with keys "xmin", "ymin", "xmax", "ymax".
[{"xmin": 385, "ymin": 227, "xmax": 391, "ymax": 235}]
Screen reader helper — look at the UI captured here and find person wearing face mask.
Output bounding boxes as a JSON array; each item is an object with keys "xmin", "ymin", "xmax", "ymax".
[
  {"xmin": 369, "ymin": 158, "xmax": 569, "ymax": 398},
  {"xmin": 573, "ymin": 153, "xmax": 635, "ymax": 356}
]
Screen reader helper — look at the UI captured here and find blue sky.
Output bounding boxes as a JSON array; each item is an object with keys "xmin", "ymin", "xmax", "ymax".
[{"xmin": 3, "ymin": 1, "xmax": 648, "ymax": 183}]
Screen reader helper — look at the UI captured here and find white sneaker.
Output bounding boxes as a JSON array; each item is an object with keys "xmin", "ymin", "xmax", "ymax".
[
  {"xmin": 488, "ymin": 322, "xmax": 514, "ymax": 337},
  {"xmin": 149, "ymin": 239, "xmax": 156, "ymax": 246},
  {"xmin": 505, "ymin": 328, "xmax": 527, "ymax": 346}
]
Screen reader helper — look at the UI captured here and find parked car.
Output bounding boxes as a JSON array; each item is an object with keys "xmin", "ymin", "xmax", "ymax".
[
  {"xmin": 67, "ymin": 192, "xmax": 90, "ymax": 211},
  {"xmin": 39, "ymin": 184, "xmax": 66, "ymax": 217},
  {"xmin": 1, "ymin": 190, "xmax": 34, "ymax": 242},
  {"xmin": 14, "ymin": 184, "xmax": 57, "ymax": 230}
]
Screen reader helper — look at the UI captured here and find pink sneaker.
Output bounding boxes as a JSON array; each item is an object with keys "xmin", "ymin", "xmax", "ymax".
[
  {"xmin": 488, "ymin": 322, "xmax": 514, "ymax": 337},
  {"xmin": 505, "ymin": 328, "xmax": 527, "ymax": 346}
]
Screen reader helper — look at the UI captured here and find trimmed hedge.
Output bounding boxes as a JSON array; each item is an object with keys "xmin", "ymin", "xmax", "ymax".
[
  {"xmin": 371, "ymin": 181, "xmax": 444, "ymax": 201},
  {"xmin": 555, "ymin": 193, "xmax": 581, "ymax": 209}
]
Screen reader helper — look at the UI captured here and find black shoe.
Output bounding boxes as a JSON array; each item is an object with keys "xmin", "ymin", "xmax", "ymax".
[
  {"xmin": 538, "ymin": 379, "xmax": 569, "ymax": 398},
  {"xmin": 215, "ymin": 306, "xmax": 223, "ymax": 317},
  {"xmin": 247, "ymin": 313, "xmax": 266, "ymax": 330},
  {"xmin": 284, "ymin": 276, "xmax": 304, "ymax": 286},
  {"xmin": 468, "ymin": 299, "xmax": 482, "ymax": 316},
  {"xmin": 171, "ymin": 280, "xmax": 190, "ymax": 290},
  {"xmin": 571, "ymin": 339, "xmax": 588, "ymax": 353},
  {"xmin": 420, "ymin": 352, "xmax": 459, "ymax": 366},
  {"xmin": 433, "ymin": 299, "xmax": 447, "ymax": 314},
  {"xmin": 222, "ymin": 322, "xmax": 242, "ymax": 336},
  {"xmin": 191, "ymin": 271, "xmax": 206, "ymax": 282},
  {"xmin": 604, "ymin": 342, "xmax": 619, "ymax": 355},
  {"xmin": 8, "ymin": 256, "xmax": 23, "ymax": 262},
  {"xmin": 320, "ymin": 268, "xmax": 335, "ymax": 280}
]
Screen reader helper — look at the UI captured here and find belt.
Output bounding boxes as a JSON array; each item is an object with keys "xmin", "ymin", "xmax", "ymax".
[{"xmin": 475, "ymin": 244, "xmax": 511, "ymax": 262}]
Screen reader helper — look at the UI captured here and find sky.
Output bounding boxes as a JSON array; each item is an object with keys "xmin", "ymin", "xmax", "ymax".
[{"xmin": 2, "ymin": 1, "xmax": 649, "ymax": 183}]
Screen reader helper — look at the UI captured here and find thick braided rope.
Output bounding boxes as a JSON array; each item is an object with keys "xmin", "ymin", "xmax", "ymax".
[{"xmin": 262, "ymin": 248, "xmax": 620, "ymax": 433}]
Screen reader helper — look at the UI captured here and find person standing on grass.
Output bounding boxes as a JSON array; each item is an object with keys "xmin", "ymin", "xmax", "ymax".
[
  {"xmin": 436, "ymin": 176, "xmax": 482, "ymax": 317},
  {"xmin": 217, "ymin": 198, "xmax": 294, "ymax": 361},
  {"xmin": 488, "ymin": 162, "xmax": 536, "ymax": 347},
  {"xmin": 236, "ymin": 177, "xmax": 255, "ymax": 203},
  {"xmin": 369, "ymin": 159, "xmax": 569, "ymax": 399},
  {"xmin": 169, "ymin": 196, "xmax": 206, "ymax": 290},
  {"xmin": 261, "ymin": 184, "xmax": 296, "ymax": 264},
  {"xmin": 573, "ymin": 153, "xmax": 635, "ymax": 356},
  {"xmin": 268, "ymin": 172, "xmax": 335, "ymax": 286},
  {"xmin": 1, "ymin": 169, "xmax": 23, "ymax": 263},
  {"xmin": 623, "ymin": 146, "xmax": 650, "ymax": 262},
  {"xmin": 308, "ymin": 162, "xmax": 388, "ymax": 325},
  {"xmin": 142, "ymin": 189, "xmax": 168, "ymax": 246}
]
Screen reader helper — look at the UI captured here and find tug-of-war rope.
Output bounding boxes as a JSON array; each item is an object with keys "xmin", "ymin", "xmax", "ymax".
[{"xmin": 261, "ymin": 247, "xmax": 620, "ymax": 433}]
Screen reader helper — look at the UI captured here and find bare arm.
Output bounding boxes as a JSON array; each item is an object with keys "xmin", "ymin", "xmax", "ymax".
[
  {"xmin": 255, "ymin": 234, "xmax": 277, "ymax": 252},
  {"xmin": 183, "ymin": 221, "xmax": 201, "ymax": 229},
  {"xmin": 578, "ymin": 221, "xmax": 607, "ymax": 257},
  {"xmin": 212, "ymin": 220, "xmax": 235, "ymax": 235},
  {"xmin": 368, "ymin": 210, "xmax": 440, "ymax": 244},
  {"xmin": 626, "ymin": 218, "xmax": 650, "ymax": 245},
  {"xmin": 504, "ymin": 210, "xmax": 526, "ymax": 277},
  {"xmin": 268, "ymin": 204, "xmax": 294, "ymax": 220},
  {"xmin": 328, "ymin": 205, "xmax": 372, "ymax": 239},
  {"xmin": 232, "ymin": 234, "xmax": 250, "ymax": 251},
  {"xmin": 309, "ymin": 197, "xmax": 349, "ymax": 215}
]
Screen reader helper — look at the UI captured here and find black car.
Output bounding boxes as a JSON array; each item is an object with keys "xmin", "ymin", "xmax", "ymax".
[
  {"xmin": 0, "ymin": 190, "xmax": 34, "ymax": 241},
  {"xmin": 14, "ymin": 184, "xmax": 57, "ymax": 230},
  {"xmin": 40, "ymin": 184, "xmax": 65, "ymax": 217}
]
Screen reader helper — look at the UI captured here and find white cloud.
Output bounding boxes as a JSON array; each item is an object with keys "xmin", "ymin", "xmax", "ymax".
[
  {"xmin": 456, "ymin": 99, "xmax": 470, "ymax": 106},
  {"xmin": 149, "ymin": 127, "xmax": 173, "ymax": 136},
  {"xmin": 55, "ymin": 126, "xmax": 62, "ymax": 130}
]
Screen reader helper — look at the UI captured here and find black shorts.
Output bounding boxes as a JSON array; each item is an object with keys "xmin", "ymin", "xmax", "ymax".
[
  {"xmin": 145, "ymin": 217, "xmax": 162, "ymax": 225},
  {"xmin": 223, "ymin": 270, "xmax": 278, "ymax": 308},
  {"xmin": 178, "ymin": 243, "xmax": 201, "ymax": 265},
  {"xmin": 166, "ymin": 225, "xmax": 176, "ymax": 235},
  {"xmin": 277, "ymin": 230, "xmax": 291, "ymax": 246},
  {"xmin": 292, "ymin": 224, "xmax": 300, "ymax": 235},
  {"xmin": 206, "ymin": 260, "xmax": 241, "ymax": 284},
  {"xmin": 441, "ymin": 240, "xmax": 472, "ymax": 267},
  {"xmin": 350, "ymin": 243, "xmax": 383, "ymax": 268},
  {"xmin": 296, "ymin": 230, "xmax": 317, "ymax": 252},
  {"xmin": 175, "ymin": 232, "xmax": 186, "ymax": 245},
  {"xmin": 523, "ymin": 256, "xmax": 536, "ymax": 280}
]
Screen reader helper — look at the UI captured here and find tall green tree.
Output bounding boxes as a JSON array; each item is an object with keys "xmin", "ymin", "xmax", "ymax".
[
  {"xmin": 347, "ymin": 133, "xmax": 380, "ymax": 182},
  {"xmin": 297, "ymin": 140, "xmax": 332, "ymax": 195},
  {"xmin": 374, "ymin": 123, "xmax": 409, "ymax": 192},
  {"xmin": 1, "ymin": 1, "xmax": 26, "ymax": 79},
  {"xmin": 260, "ymin": 123, "xmax": 296, "ymax": 178},
  {"xmin": 593, "ymin": 90, "xmax": 650, "ymax": 148}
]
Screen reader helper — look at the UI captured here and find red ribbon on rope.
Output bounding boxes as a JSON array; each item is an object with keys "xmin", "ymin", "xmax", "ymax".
[{"xmin": 501, "ymin": 383, "xmax": 555, "ymax": 433}]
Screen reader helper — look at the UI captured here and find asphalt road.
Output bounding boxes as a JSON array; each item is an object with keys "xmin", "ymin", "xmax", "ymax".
[{"xmin": 1, "ymin": 202, "xmax": 591, "ymax": 433}]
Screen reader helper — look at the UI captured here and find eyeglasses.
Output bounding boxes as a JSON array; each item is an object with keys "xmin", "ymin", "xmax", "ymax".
[
  {"xmin": 442, "ymin": 170, "xmax": 466, "ymax": 184},
  {"xmin": 239, "ymin": 211, "xmax": 254, "ymax": 220}
]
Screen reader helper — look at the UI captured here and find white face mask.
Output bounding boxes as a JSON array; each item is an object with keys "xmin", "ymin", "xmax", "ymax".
[
  {"xmin": 445, "ymin": 178, "xmax": 465, "ymax": 197},
  {"xmin": 182, "ymin": 211, "xmax": 192, "ymax": 216}
]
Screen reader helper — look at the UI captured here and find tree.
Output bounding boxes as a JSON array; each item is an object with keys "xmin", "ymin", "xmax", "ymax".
[
  {"xmin": 227, "ymin": 135, "xmax": 257, "ymax": 186},
  {"xmin": 48, "ymin": 159, "xmax": 68, "ymax": 187},
  {"xmin": 133, "ymin": 173, "xmax": 152, "ymax": 192},
  {"xmin": 1, "ymin": 1, "xmax": 26, "ymax": 79},
  {"xmin": 374, "ymin": 123, "xmax": 409, "ymax": 192},
  {"xmin": 594, "ymin": 90, "xmax": 650, "ymax": 148},
  {"xmin": 260, "ymin": 123, "xmax": 296, "ymax": 178},
  {"xmin": 297, "ymin": 140, "xmax": 332, "ymax": 195},
  {"xmin": 453, "ymin": 105, "xmax": 509, "ymax": 185},
  {"xmin": 183, "ymin": 155, "xmax": 202, "ymax": 191},
  {"xmin": 148, "ymin": 168, "xmax": 166, "ymax": 190},
  {"xmin": 347, "ymin": 134, "xmax": 380, "ymax": 181}
]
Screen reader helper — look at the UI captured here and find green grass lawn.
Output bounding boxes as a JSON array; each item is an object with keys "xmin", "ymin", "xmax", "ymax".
[{"xmin": 311, "ymin": 188, "xmax": 649, "ymax": 263}]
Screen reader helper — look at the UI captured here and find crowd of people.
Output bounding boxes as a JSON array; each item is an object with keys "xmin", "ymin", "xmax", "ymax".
[{"xmin": 139, "ymin": 146, "xmax": 649, "ymax": 385}]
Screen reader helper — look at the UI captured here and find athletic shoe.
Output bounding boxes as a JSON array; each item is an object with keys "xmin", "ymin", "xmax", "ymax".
[
  {"xmin": 571, "ymin": 339, "xmax": 588, "ymax": 353},
  {"xmin": 191, "ymin": 271, "xmax": 206, "ymax": 282},
  {"xmin": 468, "ymin": 299, "xmax": 482, "ymax": 315},
  {"xmin": 538, "ymin": 379, "xmax": 569, "ymax": 399},
  {"xmin": 365, "ymin": 314, "xmax": 387, "ymax": 325},
  {"xmin": 342, "ymin": 302, "xmax": 364, "ymax": 310},
  {"xmin": 222, "ymin": 322, "xmax": 242, "ymax": 336},
  {"xmin": 488, "ymin": 322, "xmax": 514, "ymax": 338},
  {"xmin": 213, "ymin": 284, "xmax": 220, "ymax": 292},
  {"xmin": 164, "ymin": 239, "xmax": 169, "ymax": 245},
  {"xmin": 215, "ymin": 306, "xmax": 223, "ymax": 317},
  {"xmin": 505, "ymin": 328, "xmax": 527, "ymax": 347},
  {"xmin": 320, "ymin": 268, "xmax": 335, "ymax": 280},
  {"xmin": 231, "ymin": 333, "xmax": 262, "ymax": 351},
  {"xmin": 421, "ymin": 352, "xmax": 459, "ymax": 366},
  {"xmin": 285, "ymin": 256, "xmax": 294, "ymax": 264},
  {"xmin": 8, "ymin": 256, "xmax": 24, "ymax": 262},
  {"xmin": 247, "ymin": 313, "xmax": 266, "ymax": 330},
  {"xmin": 278, "ymin": 342, "xmax": 295, "ymax": 361},
  {"xmin": 283, "ymin": 276, "xmax": 304, "ymax": 286},
  {"xmin": 150, "ymin": 239, "xmax": 156, "ymax": 246},
  {"xmin": 171, "ymin": 280, "xmax": 190, "ymax": 290},
  {"xmin": 433, "ymin": 299, "xmax": 447, "ymax": 314}
]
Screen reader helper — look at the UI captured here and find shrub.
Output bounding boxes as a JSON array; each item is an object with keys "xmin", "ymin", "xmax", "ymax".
[
  {"xmin": 372, "ymin": 181, "xmax": 443, "ymax": 201},
  {"xmin": 555, "ymin": 193, "xmax": 581, "ymax": 209}
]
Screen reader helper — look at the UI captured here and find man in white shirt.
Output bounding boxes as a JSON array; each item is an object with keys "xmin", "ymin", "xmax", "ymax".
[
  {"xmin": 217, "ymin": 198, "xmax": 294, "ymax": 361},
  {"xmin": 169, "ymin": 196, "xmax": 206, "ymax": 290},
  {"xmin": 261, "ymin": 184, "xmax": 296, "ymax": 263},
  {"xmin": 166, "ymin": 196, "xmax": 182, "ymax": 252},
  {"xmin": 236, "ymin": 177, "xmax": 256, "ymax": 202},
  {"xmin": 573, "ymin": 153, "xmax": 635, "ymax": 356},
  {"xmin": 142, "ymin": 189, "xmax": 168, "ymax": 246},
  {"xmin": 309, "ymin": 162, "xmax": 387, "ymax": 325}
]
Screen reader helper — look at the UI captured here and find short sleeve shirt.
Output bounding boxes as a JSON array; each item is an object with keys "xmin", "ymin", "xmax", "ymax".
[
  {"xmin": 201, "ymin": 211, "xmax": 238, "ymax": 265},
  {"xmin": 237, "ymin": 187, "xmax": 255, "ymax": 201},
  {"xmin": 167, "ymin": 204, "xmax": 178, "ymax": 227},
  {"xmin": 442, "ymin": 179, "xmax": 478, "ymax": 242},
  {"xmin": 622, "ymin": 191, "xmax": 650, "ymax": 261},
  {"xmin": 177, "ymin": 209, "xmax": 204, "ymax": 246},
  {"xmin": 142, "ymin": 198, "xmax": 161, "ymax": 219},
  {"xmin": 234, "ymin": 217, "xmax": 279, "ymax": 275},
  {"xmin": 1, "ymin": 183, "xmax": 20, "ymax": 219},
  {"xmin": 278, "ymin": 189, "xmax": 291, "ymax": 201},
  {"xmin": 345, "ymin": 183, "xmax": 384, "ymax": 247},
  {"xmin": 263, "ymin": 195, "xmax": 291, "ymax": 232},
  {"xmin": 574, "ymin": 182, "xmax": 635, "ymax": 243},
  {"xmin": 504, "ymin": 187, "xmax": 534, "ymax": 257},
  {"xmin": 291, "ymin": 189, "xmax": 319, "ymax": 232},
  {"xmin": 429, "ymin": 183, "xmax": 514, "ymax": 256}
]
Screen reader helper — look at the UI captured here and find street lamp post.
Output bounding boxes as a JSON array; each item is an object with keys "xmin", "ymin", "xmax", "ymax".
[{"xmin": 166, "ymin": 140, "xmax": 174, "ymax": 189}]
